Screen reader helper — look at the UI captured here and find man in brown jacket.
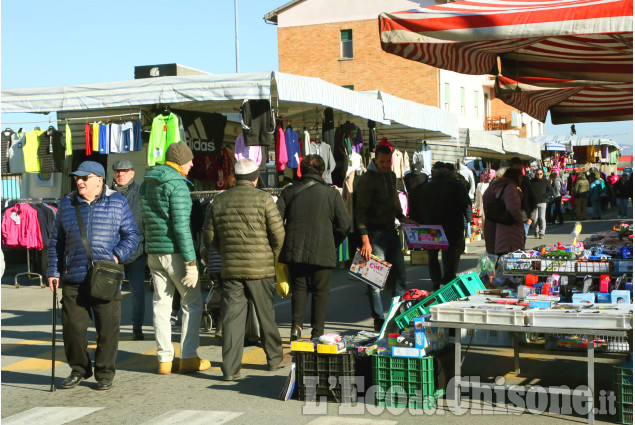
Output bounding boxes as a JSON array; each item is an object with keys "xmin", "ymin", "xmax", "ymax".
[{"xmin": 204, "ymin": 159, "xmax": 289, "ymax": 381}]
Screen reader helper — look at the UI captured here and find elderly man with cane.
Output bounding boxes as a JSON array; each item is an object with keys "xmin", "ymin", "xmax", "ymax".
[{"xmin": 48, "ymin": 161, "xmax": 139, "ymax": 391}]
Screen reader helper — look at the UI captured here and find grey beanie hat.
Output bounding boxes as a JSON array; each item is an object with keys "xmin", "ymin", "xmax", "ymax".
[{"xmin": 165, "ymin": 141, "xmax": 194, "ymax": 166}]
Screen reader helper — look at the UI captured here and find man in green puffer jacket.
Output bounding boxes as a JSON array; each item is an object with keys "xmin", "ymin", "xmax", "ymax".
[
  {"xmin": 204, "ymin": 158, "xmax": 288, "ymax": 381},
  {"xmin": 140, "ymin": 141, "xmax": 210, "ymax": 375}
]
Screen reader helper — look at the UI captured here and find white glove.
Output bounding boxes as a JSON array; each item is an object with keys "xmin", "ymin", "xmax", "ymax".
[{"xmin": 181, "ymin": 264, "xmax": 199, "ymax": 288}]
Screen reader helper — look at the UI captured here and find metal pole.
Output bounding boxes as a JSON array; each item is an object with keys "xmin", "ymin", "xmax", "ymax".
[
  {"xmin": 234, "ymin": 0, "xmax": 239, "ymax": 73},
  {"xmin": 50, "ymin": 281, "xmax": 57, "ymax": 392}
]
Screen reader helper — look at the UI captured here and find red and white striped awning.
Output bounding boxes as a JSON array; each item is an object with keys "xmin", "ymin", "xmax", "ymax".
[
  {"xmin": 379, "ymin": 0, "xmax": 633, "ymax": 83},
  {"xmin": 495, "ymin": 75, "xmax": 633, "ymax": 123}
]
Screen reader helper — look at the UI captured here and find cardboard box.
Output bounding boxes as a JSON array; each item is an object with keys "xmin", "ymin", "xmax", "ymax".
[
  {"xmin": 391, "ymin": 346, "xmax": 426, "ymax": 358},
  {"xmin": 402, "ymin": 224, "xmax": 449, "ymax": 250},
  {"xmin": 414, "ymin": 332, "xmax": 427, "ymax": 349},
  {"xmin": 410, "ymin": 250, "xmax": 429, "ymax": 265},
  {"xmin": 291, "ymin": 340, "xmax": 315, "ymax": 352},
  {"xmin": 316, "ymin": 341, "xmax": 346, "ymax": 354},
  {"xmin": 349, "ymin": 249, "xmax": 392, "ymax": 290},
  {"xmin": 596, "ymin": 293, "xmax": 611, "ymax": 303}
]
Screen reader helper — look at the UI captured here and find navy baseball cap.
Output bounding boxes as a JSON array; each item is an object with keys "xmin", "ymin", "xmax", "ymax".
[{"xmin": 71, "ymin": 161, "xmax": 105, "ymax": 179}]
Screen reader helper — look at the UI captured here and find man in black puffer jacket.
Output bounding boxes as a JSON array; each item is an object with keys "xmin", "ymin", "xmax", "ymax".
[{"xmin": 276, "ymin": 155, "xmax": 352, "ymax": 340}]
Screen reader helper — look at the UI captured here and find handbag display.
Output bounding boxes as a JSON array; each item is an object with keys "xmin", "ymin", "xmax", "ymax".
[
  {"xmin": 484, "ymin": 184, "xmax": 515, "ymax": 225},
  {"xmin": 74, "ymin": 205, "xmax": 123, "ymax": 301}
]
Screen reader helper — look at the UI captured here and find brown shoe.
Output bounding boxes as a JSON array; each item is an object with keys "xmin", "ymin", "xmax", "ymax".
[
  {"xmin": 179, "ymin": 357, "xmax": 211, "ymax": 373},
  {"xmin": 269, "ymin": 353, "xmax": 292, "ymax": 371}
]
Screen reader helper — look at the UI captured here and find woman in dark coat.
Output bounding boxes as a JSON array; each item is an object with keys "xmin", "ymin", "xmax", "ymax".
[{"xmin": 483, "ymin": 168, "xmax": 525, "ymax": 255}]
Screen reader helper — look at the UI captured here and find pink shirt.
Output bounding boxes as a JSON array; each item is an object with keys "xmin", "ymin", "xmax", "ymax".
[
  {"xmin": 275, "ymin": 126, "xmax": 288, "ymax": 171},
  {"xmin": 1, "ymin": 203, "xmax": 43, "ymax": 250}
]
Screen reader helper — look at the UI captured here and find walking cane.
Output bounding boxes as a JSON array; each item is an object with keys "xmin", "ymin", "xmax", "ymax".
[{"xmin": 50, "ymin": 279, "xmax": 58, "ymax": 392}]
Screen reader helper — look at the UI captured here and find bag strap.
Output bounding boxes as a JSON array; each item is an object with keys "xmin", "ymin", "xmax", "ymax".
[
  {"xmin": 284, "ymin": 179, "xmax": 319, "ymax": 219},
  {"xmin": 74, "ymin": 204, "xmax": 94, "ymax": 266},
  {"xmin": 496, "ymin": 184, "xmax": 508, "ymax": 200}
]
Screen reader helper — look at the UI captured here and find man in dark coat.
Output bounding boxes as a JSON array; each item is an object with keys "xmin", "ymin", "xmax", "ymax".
[
  {"xmin": 47, "ymin": 161, "xmax": 140, "ymax": 391},
  {"xmin": 276, "ymin": 155, "xmax": 352, "ymax": 340},
  {"xmin": 111, "ymin": 159, "xmax": 146, "ymax": 341},
  {"xmin": 410, "ymin": 162, "xmax": 471, "ymax": 290},
  {"xmin": 355, "ymin": 145, "xmax": 417, "ymax": 331}
]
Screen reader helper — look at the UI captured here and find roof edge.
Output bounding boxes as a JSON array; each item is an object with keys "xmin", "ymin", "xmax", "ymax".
[{"xmin": 264, "ymin": 0, "xmax": 306, "ymax": 24}]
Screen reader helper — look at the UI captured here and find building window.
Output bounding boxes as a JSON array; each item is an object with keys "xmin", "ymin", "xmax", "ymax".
[
  {"xmin": 342, "ymin": 85, "xmax": 354, "ymax": 90},
  {"xmin": 444, "ymin": 83, "xmax": 450, "ymax": 111},
  {"xmin": 341, "ymin": 29, "xmax": 353, "ymax": 59},
  {"xmin": 460, "ymin": 87, "xmax": 465, "ymax": 115},
  {"xmin": 474, "ymin": 91, "xmax": 479, "ymax": 116}
]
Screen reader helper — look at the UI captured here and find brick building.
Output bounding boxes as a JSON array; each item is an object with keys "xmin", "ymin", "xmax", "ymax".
[{"xmin": 265, "ymin": 0, "xmax": 544, "ymax": 150}]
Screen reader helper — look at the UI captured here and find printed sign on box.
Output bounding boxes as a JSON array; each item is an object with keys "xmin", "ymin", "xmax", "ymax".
[
  {"xmin": 349, "ymin": 249, "xmax": 392, "ymax": 290},
  {"xmin": 402, "ymin": 224, "xmax": 449, "ymax": 250}
]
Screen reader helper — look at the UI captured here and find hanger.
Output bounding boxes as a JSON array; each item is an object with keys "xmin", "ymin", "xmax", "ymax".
[
  {"xmin": 33, "ymin": 126, "xmax": 41, "ymax": 131},
  {"xmin": 162, "ymin": 106, "xmax": 171, "ymax": 117}
]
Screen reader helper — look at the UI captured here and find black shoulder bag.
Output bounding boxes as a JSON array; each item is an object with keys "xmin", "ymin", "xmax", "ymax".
[
  {"xmin": 484, "ymin": 184, "xmax": 515, "ymax": 225},
  {"xmin": 74, "ymin": 204, "xmax": 123, "ymax": 301}
]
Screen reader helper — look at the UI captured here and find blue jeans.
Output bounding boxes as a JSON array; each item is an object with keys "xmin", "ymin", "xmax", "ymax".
[
  {"xmin": 617, "ymin": 198, "xmax": 629, "ymax": 217},
  {"xmin": 124, "ymin": 255, "xmax": 147, "ymax": 331},
  {"xmin": 367, "ymin": 230, "xmax": 407, "ymax": 320}
]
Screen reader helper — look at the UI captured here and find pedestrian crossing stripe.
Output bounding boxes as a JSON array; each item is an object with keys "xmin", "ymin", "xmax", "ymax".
[
  {"xmin": 2, "ymin": 407, "xmax": 103, "ymax": 425},
  {"xmin": 142, "ymin": 410, "xmax": 244, "ymax": 424},
  {"xmin": 2, "ymin": 408, "xmax": 244, "ymax": 425},
  {"xmin": 305, "ymin": 418, "xmax": 397, "ymax": 425}
]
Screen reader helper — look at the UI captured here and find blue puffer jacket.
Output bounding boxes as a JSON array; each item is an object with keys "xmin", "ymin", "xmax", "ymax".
[{"xmin": 48, "ymin": 186, "xmax": 140, "ymax": 284}]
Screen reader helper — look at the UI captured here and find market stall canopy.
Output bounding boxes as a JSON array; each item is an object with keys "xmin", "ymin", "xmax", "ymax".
[
  {"xmin": 466, "ymin": 130, "xmax": 505, "ymax": 158},
  {"xmin": 379, "ymin": 0, "xmax": 633, "ymax": 123},
  {"xmin": 495, "ymin": 75, "xmax": 633, "ymax": 124},
  {"xmin": 531, "ymin": 134, "xmax": 622, "ymax": 150},
  {"xmin": 360, "ymin": 90, "xmax": 459, "ymax": 140},
  {"xmin": 501, "ymin": 133, "xmax": 542, "ymax": 160},
  {"xmin": 1, "ymin": 71, "xmax": 459, "ymax": 140},
  {"xmin": 379, "ymin": 0, "xmax": 632, "ymax": 81}
]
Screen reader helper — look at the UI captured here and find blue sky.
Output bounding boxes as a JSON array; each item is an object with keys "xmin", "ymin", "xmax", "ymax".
[{"xmin": 1, "ymin": 0, "xmax": 632, "ymax": 152}]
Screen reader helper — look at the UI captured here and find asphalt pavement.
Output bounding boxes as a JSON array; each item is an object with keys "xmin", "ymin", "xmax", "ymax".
[{"xmin": 1, "ymin": 206, "xmax": 631, "ymax": 424}]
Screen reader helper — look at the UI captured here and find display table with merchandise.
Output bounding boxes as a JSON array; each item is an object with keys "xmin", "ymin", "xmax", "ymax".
[{"xmin": 418, "ymin": 319, "xmax": 631, "ymax": 424}]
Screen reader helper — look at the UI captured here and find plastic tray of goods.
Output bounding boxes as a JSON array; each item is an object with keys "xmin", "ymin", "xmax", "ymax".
[
  {"xmin": 430, "ymin": 302, "xmax": 527, "ymax": 326},
  {"xmin": 525, "ymin": 309, "xmax": 633, "ymax": 330}
]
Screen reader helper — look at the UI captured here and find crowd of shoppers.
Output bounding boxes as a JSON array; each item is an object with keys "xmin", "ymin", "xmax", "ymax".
[{"xmin": 45, "ymin": 137, "xmax": 631, "ymax": 390}]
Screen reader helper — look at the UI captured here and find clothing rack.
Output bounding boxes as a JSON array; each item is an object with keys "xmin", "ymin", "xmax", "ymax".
[
  {"xmin": 5, "ymin": 198, "xmax": 59, "ymax": 288},
  {"xmin": 15, "ymin": 249, "xmax": 44, "ymax": 288},
  {"xmin": 2, "ymin": 111, "xmax": 143, "ymax": 125},
  {"xmin": 4, "ymin": 197, "xmax": 60, "ymax": 208}
]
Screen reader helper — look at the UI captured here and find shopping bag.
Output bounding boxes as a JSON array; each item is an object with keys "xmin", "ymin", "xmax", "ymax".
[{"xmin": 275, "ymin": 260, "xmax": 292, "ymax": 298}]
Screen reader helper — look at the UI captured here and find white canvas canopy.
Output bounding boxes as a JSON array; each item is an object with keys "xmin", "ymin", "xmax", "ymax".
[{"xmin": 1, "ymin": 71, "xmax": 459, "ymax": 141}]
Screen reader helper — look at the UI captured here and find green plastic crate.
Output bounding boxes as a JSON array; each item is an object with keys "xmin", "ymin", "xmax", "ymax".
[
  {"xmin": 394, "ymin": 272, "xmax": 486, "ymax": 329},
  {"xmin": 617, "ymin": 402, "xmax": 633, "ymax": 425},
  {"xmin": 295, "ymin": 352, "xmax": 357, "ymax": 402},
  {"xmin": 615, "ymin": 364, "xmax": 634, "ymax": 424},
  {"xmin": 372, "ymin": 355, "xmax": 437, "ymax": 410}
]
